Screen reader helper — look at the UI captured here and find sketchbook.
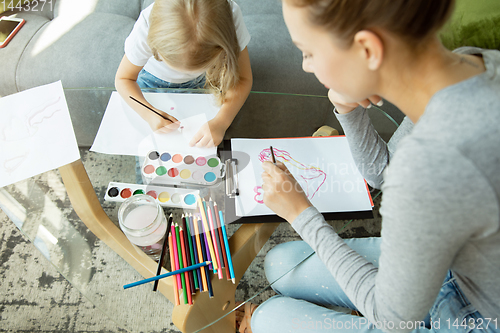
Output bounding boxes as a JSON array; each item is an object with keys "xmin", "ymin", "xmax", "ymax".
[{"xmin": 223, "ymin": 137, "xmax": 373, "ymax": 223}]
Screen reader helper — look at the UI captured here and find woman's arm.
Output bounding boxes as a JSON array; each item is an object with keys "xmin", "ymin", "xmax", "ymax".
[
  {"xmin": 189, "ymin": 47, "xmax": 253, "ymax": 147},
  {"xmin": 289, "ymin": 144, "xmax": 498, "ymax": 331},
  {"xmin": 115, "ymin": 55, "xmax": 179, "ymax": 133},
  {"xmin": 334, "ymin": 106, "xmax": 414, "ymax": 189}
]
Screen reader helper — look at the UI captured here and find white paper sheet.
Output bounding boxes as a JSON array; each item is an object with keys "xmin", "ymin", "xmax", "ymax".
[
  {"xmin": 90, "ymin": 92, "xmax": 219, "ymax": 157},
  {"xmin": 0, "ymin": 81, "xmax": 80, "ymax": 188},
  {"xmin": 231, "ymin": 137, "xmax": 373, "ymax": 217}
]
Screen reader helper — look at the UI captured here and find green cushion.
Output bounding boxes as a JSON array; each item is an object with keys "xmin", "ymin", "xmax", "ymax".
[{"xmin": 440, "ymin": 0, "xmax": 500, "ymax": 50}]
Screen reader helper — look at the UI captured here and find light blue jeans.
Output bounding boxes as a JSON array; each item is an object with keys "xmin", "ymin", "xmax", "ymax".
[
  {"xmin": 252, "ymin": 238, "xmax": 498, "ymax": 333},
  {"xmin": 136, "ymin": 68, "xmax": 206, "ymax": 91}
]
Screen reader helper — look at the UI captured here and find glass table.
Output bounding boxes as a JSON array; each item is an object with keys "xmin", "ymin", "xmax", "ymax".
[{"xmin": 0, "ymin": 88, "xmax": 399, "ymax": 333}]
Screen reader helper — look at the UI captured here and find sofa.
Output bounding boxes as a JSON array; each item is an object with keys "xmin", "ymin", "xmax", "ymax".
[{"xmin": 1, "ymin": 0, "xmax": 407, "ymax": 147}]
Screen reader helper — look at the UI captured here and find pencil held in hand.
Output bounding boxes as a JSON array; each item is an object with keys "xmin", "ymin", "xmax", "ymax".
[
  {"xmin": 129, "ymin": 95, "xmax": 182, "ymax": 132},
  {"xmin": 270, "ymin": 146, "xmax": 277, "ymax": 164}
]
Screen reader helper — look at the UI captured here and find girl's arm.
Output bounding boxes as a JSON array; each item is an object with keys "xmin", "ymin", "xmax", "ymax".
[
  {"xmin": 115, "ymin": 55, "xmax": 179, "ymax": 133},
  {"xmin": 189, "ymin": 47, "xmax": 253, "ymax": 147}
]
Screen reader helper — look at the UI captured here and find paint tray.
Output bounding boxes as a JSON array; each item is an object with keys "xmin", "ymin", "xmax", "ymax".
[
  {"xmin": 141, "ymin": 150, "xmax": 225, "ymax": 186},
  {"xmin": 104, "ymin": 182, "xmax": 200, "ymax": 209}
]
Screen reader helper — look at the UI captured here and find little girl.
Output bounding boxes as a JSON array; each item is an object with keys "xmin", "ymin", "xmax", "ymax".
[{"xmin": 115, "ymin": 0, "xmax": 252, "ymax": 148}]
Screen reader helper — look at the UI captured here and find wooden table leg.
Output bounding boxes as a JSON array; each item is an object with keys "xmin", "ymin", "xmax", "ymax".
[
  {"xmin": 59, "ymin": 160, "xmax": 176, "ymax": 300},
  {"xmin": 60, "ymin": 160, "xmax": 280, "ymax": 333}
]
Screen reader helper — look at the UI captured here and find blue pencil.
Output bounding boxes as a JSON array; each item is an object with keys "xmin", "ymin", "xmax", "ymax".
[
  {"xmin": 219, "ymin": 211, "xmax": 235, "ymax": 284},
  {"xmin": 123, "ymin": 261, "xmax": 211, "ymax": 289}
]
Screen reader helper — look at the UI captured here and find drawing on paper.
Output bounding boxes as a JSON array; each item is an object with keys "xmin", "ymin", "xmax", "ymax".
[
  {"xmin": 253, "ymin": 147, "xmax": 327, "ymax": 204},
  {"xmin": 1, "ymin": 96, "xmax": 62, "ymax": 173}
]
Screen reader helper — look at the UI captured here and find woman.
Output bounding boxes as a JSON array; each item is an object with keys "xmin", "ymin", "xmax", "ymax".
[{"xmin": 238, "ymin": 0, "xmax": 500, "ymax": 332}]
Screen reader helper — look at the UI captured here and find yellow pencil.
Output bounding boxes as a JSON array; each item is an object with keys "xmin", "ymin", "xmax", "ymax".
[
  {"xmin": 189, "ymin": 213, "xmax": 208, "ymax": 292},
  {"xmin": 197, "ymin": 196, "xmax": 218, "ymax": 271}
]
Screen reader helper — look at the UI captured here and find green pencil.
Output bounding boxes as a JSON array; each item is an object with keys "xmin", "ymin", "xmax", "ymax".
[
  {"xmin": 185, "ymin": 215, "xmax": 199, "ymax": 290},
  {"xmin": 175, "ymin": 222, "xmax": 188, "ymax": 304}
]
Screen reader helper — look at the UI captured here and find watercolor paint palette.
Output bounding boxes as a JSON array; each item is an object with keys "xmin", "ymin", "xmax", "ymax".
[
  {"xmin": 104, "ymin": 182, "xmax": 199, "ymax": 209},
  {"xmin": 141, "ymin": 150, "xmax": 224, "ymax": 186}
]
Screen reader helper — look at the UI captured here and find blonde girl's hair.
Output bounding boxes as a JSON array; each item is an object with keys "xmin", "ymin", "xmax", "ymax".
[
  {"xmin": 147, "ymin": 0, "xmax": 240, "ymax": 104},
  {"xmin": 285, "ymin": 0, "xmax": 455, "ymax": 48}
]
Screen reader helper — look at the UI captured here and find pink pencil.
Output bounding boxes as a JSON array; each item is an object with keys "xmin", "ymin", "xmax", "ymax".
[
  {"xmin": 168, "ymin": 235, "xmax": 180, "ymax": 305},
  {"xmin": 207, "ymin": 205, "xmax": 223, "ymax": 279},
  {"xmin": 171, "ymin": 224, "xmax": 182, "ymax": 288}
]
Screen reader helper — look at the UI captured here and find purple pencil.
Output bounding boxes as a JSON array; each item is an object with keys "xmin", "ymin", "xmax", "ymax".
[{"xmin": 198, "ymin": 216, "xmax": 213, "ymax": 271}]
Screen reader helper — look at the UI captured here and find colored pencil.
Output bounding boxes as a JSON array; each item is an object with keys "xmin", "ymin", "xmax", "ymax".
[
  {"xmin": 219, "ymin": 210, "xmax": 235, "ymax": 284},
  {"xmin": 181, "ymin": 215, "xmax": 195, "ymax": 293},
  {"xmin": 170, "ymin": 224, "xmax": 182, "ymax": 289},
  {"xmin": 175, "ymin": 223, "xmax": 188, "ymax": 304},
  {"xmin": 209, "ymin": 199, "xmax": 225, "ymax": 271},
  {"xmin": 213, "ymin": 201, "xmax": 230, "ymax": 280},
  {"xmin": 202, "ymin": 201, "xmax": 215, "ymax": 272},
  {"xmin": 199, "ymin": 217, "xmax": 213, "ymax": 271},
  {"xmin": 206, "ymin": 203, "xmax": 223, "ymax": 279},
  {"xmin": 198, "ymin": 224, "xmax": 214, "ymax": 298},
  {"xmin": 130, "ymin": 96, "xmax": 170, "ymax": 121},
  {"xmin": 197, "ymin": 196, "xmax": 218, "ymax": 271},
  {"xmin": 153, "ymin": 213, "xmax": 173, "ymax": 292},
  {"xmin": 178, "ymin": 223, "xmax": 192, "ymax": 304},
  {"xmin": 168, "ymin": 234, "xmax": 180, "ymax": 305},
  {"xmin": 270, "ymin": 146, "xmax": 276, "ymax": 164},
  {"xmin": 185, "ymin": 215, "xmax": 199, "ymax": 290},
  {"xmin": 180, "ymin": 218, "xmax": 195, "ymax": 295},
  {"xmin": 191, "ymin": 214, "xmax": 208, "ymax": 291},
  {"xmin": 123, "ymin": 261, "xmax": 211, "ymax": 289}
]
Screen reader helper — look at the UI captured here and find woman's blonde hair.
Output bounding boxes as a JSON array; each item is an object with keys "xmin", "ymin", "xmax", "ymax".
[
  {"xmin": 285, "ymin": 0, "xmax": 455, "ymax": 48},
  {"xmin": 148, "ymin": 0, "xmax": 240, "ymax": 104}
]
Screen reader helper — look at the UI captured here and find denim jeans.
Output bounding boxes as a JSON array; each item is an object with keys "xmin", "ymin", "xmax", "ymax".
[
  {"xmin": 252, "ymin": 238, "xmax": 498, "ymax": 333},
  {"xmin": 136, "ymin": 68, "xmax": 206, "ymax": 91}
]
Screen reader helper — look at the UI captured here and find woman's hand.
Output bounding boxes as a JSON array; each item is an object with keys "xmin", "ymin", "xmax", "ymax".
[
  {"xmin": 146, "ymin": 109, "xmax": 180, "ymax": 134},
  {"xmin": 189, "ymin": 119, "xmax": 226, "ymax": 148},
  {"xmin": 261, "ymin": 161, "xmax": 312, "ymax": 223},
  {"xmin": 328, "ymin": 89, "xmax": 383, "ymax": 114}
]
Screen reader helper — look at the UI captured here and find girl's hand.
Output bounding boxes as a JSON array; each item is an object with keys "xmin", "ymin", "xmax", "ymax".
[
  {"xmin": 146, "ymin": 110, "xmax": 180, "ymax": 134},
  {"xmin": 261, "ymin": 161, "xmax": 312, "ymax": 223},
  {"xmin": 189, "ymin": 119, "xmax": 226, "ymax": 148},
  {"xmin": 328, "ymin": 89, "xmax": 383, "ymax": 114}
]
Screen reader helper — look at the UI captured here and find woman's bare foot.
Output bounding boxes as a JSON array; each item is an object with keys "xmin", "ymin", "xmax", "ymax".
[{"xmin": 235, "ymin": 302, "xmax": 258, "ymax": 333}]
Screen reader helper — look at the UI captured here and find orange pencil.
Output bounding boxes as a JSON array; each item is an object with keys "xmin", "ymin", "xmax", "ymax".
[
  {"xmin": 168, "ymin": 234, "xmax": 180, "ymax": 305},
  {"xmin": 179, "ymin": 223, "xmax": 192, "ymax": 305},
  {"xmin": 190, "ymin": 213, "xmax": 208, "ymax": 292}
]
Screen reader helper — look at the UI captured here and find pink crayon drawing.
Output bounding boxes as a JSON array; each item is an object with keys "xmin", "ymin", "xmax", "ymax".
[{"xmin": 253, "ymin": 147, "xmax": 327, "ymax": 204}]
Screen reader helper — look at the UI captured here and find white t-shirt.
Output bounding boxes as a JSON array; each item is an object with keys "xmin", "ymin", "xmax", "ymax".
[{"xmin": 125, "ymin": 1, "xmax": 251, "ymax": 83}]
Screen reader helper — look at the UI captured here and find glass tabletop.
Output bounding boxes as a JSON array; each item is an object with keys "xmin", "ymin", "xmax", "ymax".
[{"xmin": 0, "ymin": 87, "xmax": 399, "ymax": 332}]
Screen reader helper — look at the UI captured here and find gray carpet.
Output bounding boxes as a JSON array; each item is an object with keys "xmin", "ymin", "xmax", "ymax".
[{"xmin": 0, "ymin": 148, "xmax": 382, "ymax": 333}]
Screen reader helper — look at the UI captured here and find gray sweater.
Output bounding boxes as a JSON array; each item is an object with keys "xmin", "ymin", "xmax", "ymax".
[{"xmin": 291, "ymin": 47, "xmax": 500, "ymax": 330}]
